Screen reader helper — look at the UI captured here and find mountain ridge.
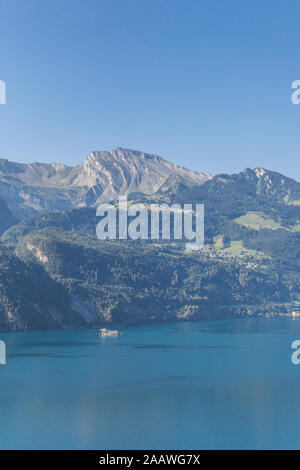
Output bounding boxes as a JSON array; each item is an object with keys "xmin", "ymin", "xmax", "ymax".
[
  {"xmin": 0, "ymin": 149, "xmax": 300, "ymax": 331},
  {"xmin": 0, "ymin": 148, "xmax": 211, "ymax": 219}
]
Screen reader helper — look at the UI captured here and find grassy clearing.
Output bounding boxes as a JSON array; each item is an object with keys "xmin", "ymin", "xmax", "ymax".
[
  {"xmin": 234, "ymin": 212, "xmax": 283, "ymax": 231},
  {"xmin": 224, "ymin": 240, "xmax": 263, "ymax": 257},
  {"xmin": 212, "ymin": 235, "xmax": 264, "ymax": 258},
  {"xmin": 234, "ymin": 211, "xmax": 300, "ymax": 233},
  {"xmin": 213, "ymin": 234, "xmax": 224, "ymax": 249}
]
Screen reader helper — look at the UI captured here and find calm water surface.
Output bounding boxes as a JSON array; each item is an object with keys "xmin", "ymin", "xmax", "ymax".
[{"xmin": 1, "ymin": 317, "xmax": 300, "ymax": 449}]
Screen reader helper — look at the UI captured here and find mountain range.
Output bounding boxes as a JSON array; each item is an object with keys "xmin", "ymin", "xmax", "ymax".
[
  {"xmin": 0, "ymin": 147, "xmax": 299, "ymax": 332},
  {"xmin": 0, "ymin": 148, "xmax": 211, "ymax": 220}
]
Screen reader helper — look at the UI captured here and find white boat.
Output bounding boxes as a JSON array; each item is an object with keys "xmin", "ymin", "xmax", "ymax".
[{"xmin": 99, "ymin": 328, "xmax": 121, "ymax": 337}]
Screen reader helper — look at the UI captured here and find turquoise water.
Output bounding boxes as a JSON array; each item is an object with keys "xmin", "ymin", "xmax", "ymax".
[{"xmin": 1, "ymin": 317, "xmax": 300, "ymax": 449}]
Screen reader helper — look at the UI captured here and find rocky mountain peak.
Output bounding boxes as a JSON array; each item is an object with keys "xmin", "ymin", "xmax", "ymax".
[{"xmin": 0, "ymin": 148, "xmax": 211, "ymax": 219}]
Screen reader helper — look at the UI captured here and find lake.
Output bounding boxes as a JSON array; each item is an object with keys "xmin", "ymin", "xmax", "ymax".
[{"xmin": 0, "ymin": 317, "xmax": 300, "ymax": 449}]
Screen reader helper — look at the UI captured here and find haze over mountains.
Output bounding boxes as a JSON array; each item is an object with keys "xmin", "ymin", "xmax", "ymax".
[{"xmin": 0, "ymin": 147, "xmax": 300, "ymax": 332}]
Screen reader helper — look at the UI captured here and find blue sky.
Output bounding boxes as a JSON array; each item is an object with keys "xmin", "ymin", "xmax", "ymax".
[{"xmin": 1, "ymin": 0, "xmax": 300, "ymax": 179}]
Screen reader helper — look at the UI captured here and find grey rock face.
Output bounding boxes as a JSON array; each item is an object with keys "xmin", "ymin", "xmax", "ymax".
[{"xmin": 0, "ymin": 148, "xmax": 211, "ymax": 219}]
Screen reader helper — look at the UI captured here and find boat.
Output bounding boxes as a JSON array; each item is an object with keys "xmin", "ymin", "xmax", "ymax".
[{"xmin": 99, "ymin": 327, "xmax": 121, "ymax": 337}]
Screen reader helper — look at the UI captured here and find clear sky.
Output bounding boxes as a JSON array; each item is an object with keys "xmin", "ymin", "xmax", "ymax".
[{"xmin": 1, "ymin": 0, "xmax": 300, "ymax": 179}]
